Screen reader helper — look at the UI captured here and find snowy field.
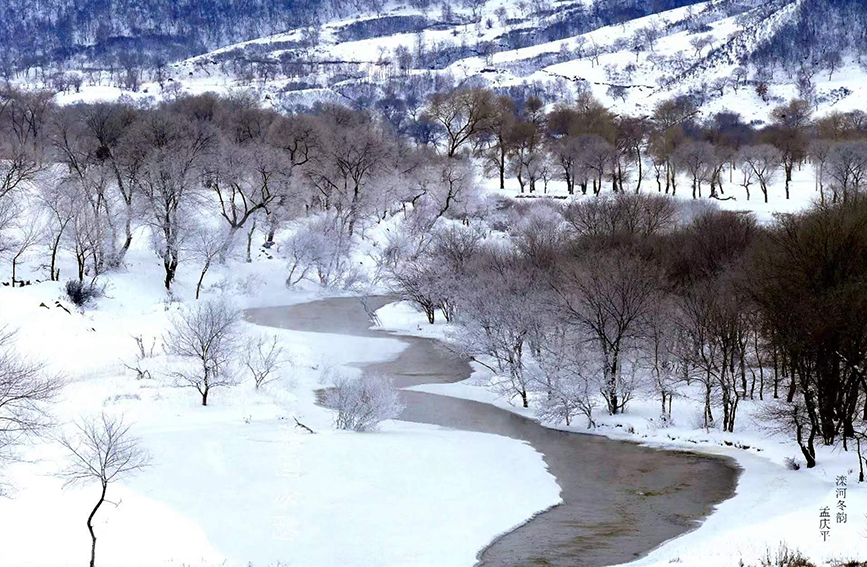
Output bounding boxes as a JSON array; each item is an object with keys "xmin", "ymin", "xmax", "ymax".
[{"xmin": 0, "ymin": 248, "xmax": 561, "ymax": 567}]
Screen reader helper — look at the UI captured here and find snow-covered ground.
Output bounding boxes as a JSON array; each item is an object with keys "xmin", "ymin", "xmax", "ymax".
[
  {"xmin": 376, "ymin": 300, "xmax": 867, "ymax": 566},
  {"xmin": 0, "ymin": 246, "xmax": 560, "ymax": 567}
]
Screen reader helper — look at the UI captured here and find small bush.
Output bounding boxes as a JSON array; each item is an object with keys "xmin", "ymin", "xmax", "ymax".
[
  {"xmin": 783, "ymin": 457, "xmax": 801, "ymax": 470},
  {"xmin": 65, "ymin": 279, "xmax": 103, "ymax": 307},
  {"xmin": 758, "ymin": 544, "xmax": 814, "ymax": 567},
  {"xmin": 325, "ymin": 371, "xmax": 405, "ymax": 432}
]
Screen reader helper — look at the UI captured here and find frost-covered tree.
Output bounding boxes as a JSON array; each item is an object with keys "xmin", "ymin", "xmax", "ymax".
[
  {"xmin": 243, "ymin": 334, "xmax": 285, "ymax": 389},
  {"xmin": 135, "ymin": 112, "xmax": 213, "ymax": 289},
  {"xmin": 326, "ymin": 371, "xmax": 404, "ymax": 431},
  {"xmin": 452, "ymin": 246, "xmax": 540, "ymax": 407},
  {"xmin": 739, "ymin": 144, "xmax": 781, "ymax": 204},
  {"xmin": 203, "ymin": 138, "xmax": 292, "ymax": 255},
  {"xmin": 188, "ymin": 223, "xmax": 228, "ymax": 300}
]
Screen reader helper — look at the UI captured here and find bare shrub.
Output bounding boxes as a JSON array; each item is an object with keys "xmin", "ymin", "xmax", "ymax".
[
  {"xmin": 65, "ymin": 279, "xmax": 104, "ymax": 307},
  {"xmin": 325, "ymin": 371, "xmax": 405, "ymax": 432},
  {"xmin": 244, "ymin": 334, "xmax": 285, "ymax": 389},
  {"xmin": 757, "ymin": 544, "xmax": 814, "ymax": 567}
]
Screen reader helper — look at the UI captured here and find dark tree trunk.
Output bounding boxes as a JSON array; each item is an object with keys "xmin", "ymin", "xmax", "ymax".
[
  {"xmin": 246, "ymin": 220, "xmax": 257, "ymax": 263},
  {"xmin": 88, "ymin": 483, "xmax": 108, "ymax": 567},
  {"xmin": 196, "ymin": 259, "xmax": 211, "ymax": 300}
]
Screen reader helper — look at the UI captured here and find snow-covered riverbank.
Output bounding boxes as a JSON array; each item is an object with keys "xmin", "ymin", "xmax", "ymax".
[
  {"xmin": 375, "ymin": 300, "xmax": 867, "ymax": 567},
  {"xmin": 0, "ymin": 254, "xmax": 560, "ymax": 567}
]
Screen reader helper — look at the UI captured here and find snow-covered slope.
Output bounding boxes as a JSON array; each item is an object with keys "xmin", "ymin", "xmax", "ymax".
[{"xmin": 52, "ymin": 0, "xmax": 867, "ymax": 125}]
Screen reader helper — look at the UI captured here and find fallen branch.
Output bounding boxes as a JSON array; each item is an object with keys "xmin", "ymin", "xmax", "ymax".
[
  {"xmin": 121, "ymin": 361, "xmax": 152, "ymax": 381},
  {"xmin": 294, "ymin": 416, "xmax": 316, "ymax": 434}
]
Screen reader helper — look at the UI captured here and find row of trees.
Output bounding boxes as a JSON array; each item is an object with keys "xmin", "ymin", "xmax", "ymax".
[
  {"xmin": 388, "ymin": 193, "xmax": 867, "ymax": 473},
  {"xmin": 0, "ymin": 87, "xmax": 486, "ymax": 293},
  {"xmin": 4, "ymin": 84, "xmax": 867, "ymax": 300},
  {"xmin": 420, "ymin": 87, "xmax": 867, "ymax": 205}
]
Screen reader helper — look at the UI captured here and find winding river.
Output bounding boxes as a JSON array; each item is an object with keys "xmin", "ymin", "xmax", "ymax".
[{"xmin": 245, "ymin": 296, "xmax": 739, "ymax": 567}]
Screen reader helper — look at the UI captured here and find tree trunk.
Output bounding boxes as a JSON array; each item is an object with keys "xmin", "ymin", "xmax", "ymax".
[
  {"xmin": 88, "ymin": 483, "xmax": 108, "ymax": 567},
  {"xmin": 50, "ymin": 233, "xmax": 63, "ymax": 281},
  {"xmin": 246, "ymin": 220, "xmax": 257, "ymax": 263},
  {"xmin": 164, "ymin": 257, "xmax": 178, "ymax": 290},
  {"xmin": 499, "ymin": 146, "xmax": 506, "ymax": 190},
  {"xmin": 196, "ymin": 259, "xmax": 211, "ymax": 300},
  {"xmin": 606, "ymin": 350, "xmax": 620, "ymax": 415}
]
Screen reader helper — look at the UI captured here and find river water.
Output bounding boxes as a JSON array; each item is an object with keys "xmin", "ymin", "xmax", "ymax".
[{"xmin": 245, "ymin": 296, "xmax": 739, "ymax": 567}]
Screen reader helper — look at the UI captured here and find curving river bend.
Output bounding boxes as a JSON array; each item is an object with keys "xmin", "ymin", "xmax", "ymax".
[{"xmin": 245, "ymin": 296, "xmax": 739, "ymax": 567}]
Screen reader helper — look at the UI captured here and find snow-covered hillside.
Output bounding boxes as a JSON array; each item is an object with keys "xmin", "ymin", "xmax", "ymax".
[{"xmin": 45, "ymin": 0, "xmax": 865, "ymax": 126}]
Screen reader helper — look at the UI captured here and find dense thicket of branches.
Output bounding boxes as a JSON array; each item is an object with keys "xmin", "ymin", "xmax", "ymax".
[
  {"xmin": 0, "ymin": 0, "xmax": 332, "ymax": 69},
  {"xmin": 750, "ymin": 0, "xmax": 867, "ymax": 72},
  {"xmin": 392, "ymin": 192, "xmax": 867, "ymax": 472}
]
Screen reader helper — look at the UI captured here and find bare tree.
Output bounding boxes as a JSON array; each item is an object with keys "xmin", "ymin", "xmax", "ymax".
[
  {"xmin": 453, "ymin": 246, "xmax": 540, "ymax": 407},
  {"xmin": 423, "ymin": 88, "xmax": 493, "ymax": 157},
  {"xmin": 243, "ymin": 334, "xmax": 285, "ymax": 389},
  {"xmin": 759, "ymin": 398, "xmax": 816, "ymax": 468},
  {"xmin": 739, "ymin": 144, "xmax": 781, "ymax": 204},
  {"xmin": 58, "ymin": 413, "xmax": 150, "ymax": 567},
  {"xmin": 529, "ymin": 310, "xmax": 599, "ymax": 428},
  {"xmin": 767, "ymin": 99, "xmax": 811, "ymax": 199},
  {"xmin": 556, "ymin": 249, "xmax": 662, "ymax": 414},
  {"xmin": 281, "ymin": 214, "xmax": 365, "ymax": 289},
  {"xmin": 188, "ymin": 224, "xmax": 228, "ymax": 300},
  {"xmin": 674, "ymin": 140, "xmax": 715, "ymax": 199},
  {"xmin": 7, "ymin": 211, "xmax": 43, "ymax": 286},
  {"xmin": 388, "ymin": 254, "xmax": 444, "ymax": 324},
  {"xmin": 0, "ymin": 329, "xmax": 61, "ymax": 490},
  {"xmin": 303, "ymin": 111, "xmax": 394, "ymax": 237},
  {"xmin": 164, "ymin": 299, "xmax": 240, "ymax": 406},
  {"xmin": 136, "ymin": 112, "xmax": 213, "ymax": 289},
  {"xmin": 809, "ymin": 139, "xmax": 832, "ymax": 204},
  {"xmin": 0, "ymin": 136, "xmax": 41, "ymax": 202},
  {"xmin": 203, "ymin": 139, "xmax": 291, "ymax": 255},
  {"xmin": 644, "ymin": 298, "xmax": 682, "ymax": 422},
  {"xmin": 689, "ymin": 36, "xmax": 713, "ymax": 58},
  {"xmin": 827, "ymin": 141, "xmax": 867, "ymax": 202},
  {"xmin": 38, "ymin": 171, "xmax": 80, "ymax": 281}
]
